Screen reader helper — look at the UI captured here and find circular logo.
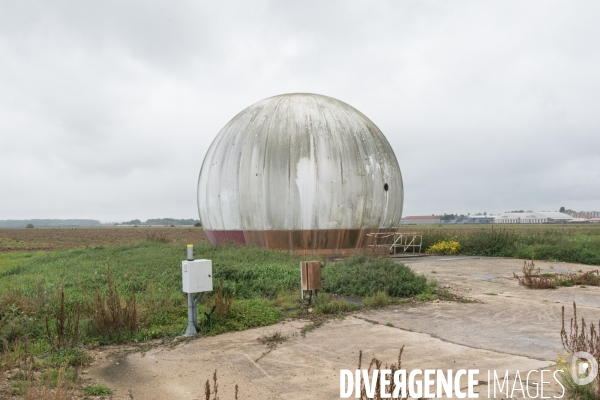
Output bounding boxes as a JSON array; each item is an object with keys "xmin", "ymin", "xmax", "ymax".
[{"xmin": 571, "ymin": 351, "xmax": 598, "ymax": 386}]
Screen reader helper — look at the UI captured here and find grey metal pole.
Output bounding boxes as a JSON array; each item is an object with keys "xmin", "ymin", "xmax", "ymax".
[
  {"xmin": 184, "ymin": 292, "xmax": 197, "ymax": 336},
  {"xmin": 300, "ymin": 262, "xmax": 304, "ymax": 303}
]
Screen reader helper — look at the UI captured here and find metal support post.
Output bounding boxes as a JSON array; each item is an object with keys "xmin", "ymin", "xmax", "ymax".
[
  {"xmin": 184, "ymin": 292, "xmax": 206, "ymax": 336},
  {"xmin": 185, "ymin": 293, "xmax": 197, "ymax": 336}
]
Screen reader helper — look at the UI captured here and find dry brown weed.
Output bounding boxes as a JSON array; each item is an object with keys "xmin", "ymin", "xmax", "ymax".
[
  {"xmin": 85, "ymin": 263, "xmax": 139, "ymax": 338},
  {"xmin": 356, "ymin": 347, "xmax": 407, "ymax": 400}
]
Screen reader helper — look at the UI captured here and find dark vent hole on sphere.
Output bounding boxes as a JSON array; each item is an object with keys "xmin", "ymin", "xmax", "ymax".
[{"xmin": 384, "ymin": 183, "xmax": 389, "ymax": 191}]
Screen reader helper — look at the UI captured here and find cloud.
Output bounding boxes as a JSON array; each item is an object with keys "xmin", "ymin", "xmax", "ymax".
[{"xmin": 1, "ymin": 0, "xmax": 599, "ymax": 220}]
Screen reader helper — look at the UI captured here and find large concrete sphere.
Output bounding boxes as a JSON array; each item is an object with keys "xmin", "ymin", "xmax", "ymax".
[{"xmin": 198, "ymin": 93, "xmax": 403, "ymax": 255}]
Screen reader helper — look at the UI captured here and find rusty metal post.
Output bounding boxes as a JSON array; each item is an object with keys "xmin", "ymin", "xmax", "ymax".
[{"xmin": 301, "ymin": 261, "xmax": 322, "ymax": 304}]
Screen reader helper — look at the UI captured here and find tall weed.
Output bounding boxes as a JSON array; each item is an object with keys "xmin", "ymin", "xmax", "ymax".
[
  {"xmin": 84, "ymin": 264, "xmax": 139, "ymax": 341},
  {"xmin": 45, "ymin": 288, "xmax": 80, "ymax": 351},
  {"xmin": 204, "ymin": 278, "xmax": 233, "ymax": 318},
  {"xmin": 560, "ymin": 302, "xmax": 600, "ymax": 398}
]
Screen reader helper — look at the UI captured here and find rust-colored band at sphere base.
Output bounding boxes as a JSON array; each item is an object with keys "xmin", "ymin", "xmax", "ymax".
[{"xmin": 204, "ymin": 228, "xmax": 396, "ymax": 256}]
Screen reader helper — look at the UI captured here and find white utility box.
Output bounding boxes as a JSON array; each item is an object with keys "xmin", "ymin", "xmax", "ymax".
[{"xmin": 182, "ymin": 259, "xmax": 213, "ymax": 293}]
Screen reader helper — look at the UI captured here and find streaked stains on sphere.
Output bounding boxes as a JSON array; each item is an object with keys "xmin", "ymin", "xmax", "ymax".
[{"xmin": 198, "ymin": 93, "xmax": 403, "ymax": 255}]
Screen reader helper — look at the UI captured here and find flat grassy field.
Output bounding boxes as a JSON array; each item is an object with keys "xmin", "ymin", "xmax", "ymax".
[
  {"xmin": 417, "ymin": 223, "xmax": 600, "ymax": 265},
  {"xmin": 0, "ymin": 240, "xmax": 425, "ymax": 340}
]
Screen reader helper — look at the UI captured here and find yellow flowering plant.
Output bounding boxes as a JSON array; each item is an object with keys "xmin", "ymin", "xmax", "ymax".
[{"xmin": 426, "ymin": 240, "xmax": 461, "ymax": 255}]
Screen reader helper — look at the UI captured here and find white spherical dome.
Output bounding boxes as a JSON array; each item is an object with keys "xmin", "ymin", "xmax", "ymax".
[{"xmin": 198, "ymin": 93, "xmax": 403, "ymax": 255}]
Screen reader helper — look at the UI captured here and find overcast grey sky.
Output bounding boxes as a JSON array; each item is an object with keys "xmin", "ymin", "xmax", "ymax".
[{"xmin": 1, "ymin": 1, "xmax": 599, "ymax": 222}]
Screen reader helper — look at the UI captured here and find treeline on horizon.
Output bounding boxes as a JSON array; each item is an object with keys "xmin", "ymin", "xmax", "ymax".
[
  {"xmin": 0, "ymin": 218, "xmax": 201, "ymax": 227},
  {"xmin": 0, "ymin": 219, "xmax": 102, "ymax": 227},
  {"xmin": 118, "ymin": 218, "xmax": 201, "ymax": 226}
]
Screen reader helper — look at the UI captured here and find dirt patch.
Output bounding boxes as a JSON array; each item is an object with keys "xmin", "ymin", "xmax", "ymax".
[{"xmin": 0, "ymin": 227, "xmax": 208, "ymax": 252}]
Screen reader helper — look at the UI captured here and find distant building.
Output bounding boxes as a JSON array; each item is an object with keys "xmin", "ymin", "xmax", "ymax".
[
  {"xmin": 568, "ymin": 218, "xmax": 590, "ymax": 224},
  {"xmin": 400, "ymin": 215, "xmax": 441, "ymax": 225},
  {"xmin": 465, "ymin": 215, "xmax": 495, "ymax": 224},
  {"xmin": 494, "ymin": 212, "xmax": 573, "ymax": 224},
  {"xmin": 440, "ymin": 215, "xmax": 494, "ymax": 224},
  {"xmin": 567, "ymin": 211, "xmax": 600, "ymax": 219}
]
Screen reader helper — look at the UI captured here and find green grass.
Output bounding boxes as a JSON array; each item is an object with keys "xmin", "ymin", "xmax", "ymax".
[
  {"xmin": 557, "ymin": 371, "xmax": 599, "ymax": 400},
  {"xmin": 11, "ymin": 381, "xmax": 27, "ymax": 395},
  {"xmin": 0, "ymin": 242, "xmax": 302, "ymax": 344},
  {"xmin": 199, "ymin": 298, "xmax": 283, "ymax": 335},
  {"xmin": 41, "ymin": 349, "xmax": 92, "ymax": 368},
  {"xmin": 40, "ymin": 368, "xmax": 77, "ymax": 388},
  {"xmin": 420, "ymin": 225, "xmax": 600, "ymax": 265},
  {"xmin": 82, "ymin": 384, "xmax": 113, "ymax": 396},
  {"xmin": 312, "ymin": 294, "xmax": 360, "ymax": 314},
  {"xmin": 558, "ymin": 280, "xmax": 574, "ymax": 287},
  {"xmin": 362, "ymin": 291, "xmax": 391, "ymax": 308},
  {"xmin": 416, "ymin": 292, "xmax": 437, "ymax": 302},
  {"xmin": 415, "ymin": 281, "xmax": 439, "ymax": 301},
  {"xmin": 0, "ymin": 242, "xmax": 429, "ymax": 350},
  {"xmin": 268, "ymin": 290, "xmax": 302, "ymax": 311}
]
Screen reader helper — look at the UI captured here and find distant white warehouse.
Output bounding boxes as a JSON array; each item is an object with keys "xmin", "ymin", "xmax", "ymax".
[
  {"xmin": 494, "ymin": 212, "xmax": 573, "ymax": 224},
  {"xmin": 400, "ymin": 215, "xmax": 441, "ymax": 225}
]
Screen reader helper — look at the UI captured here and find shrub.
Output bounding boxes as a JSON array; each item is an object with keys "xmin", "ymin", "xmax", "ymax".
[
  {"xmin": 513, "ymin": 258, "xmax": 558, "ymax": 289},
  {"xmin": 322, "ymin": 256, "xmax": 427, "ymax": 297},
  {"xmin": 426, "ymin": 240, "xmax": 461, "ymax": 255},
  {"xmin": 514, "ymin": 256, "xmax": 600, "ymax": 289},
  {"xmin": 566, "ymin": 270, "xmax": 600, "ymax": 286}
]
